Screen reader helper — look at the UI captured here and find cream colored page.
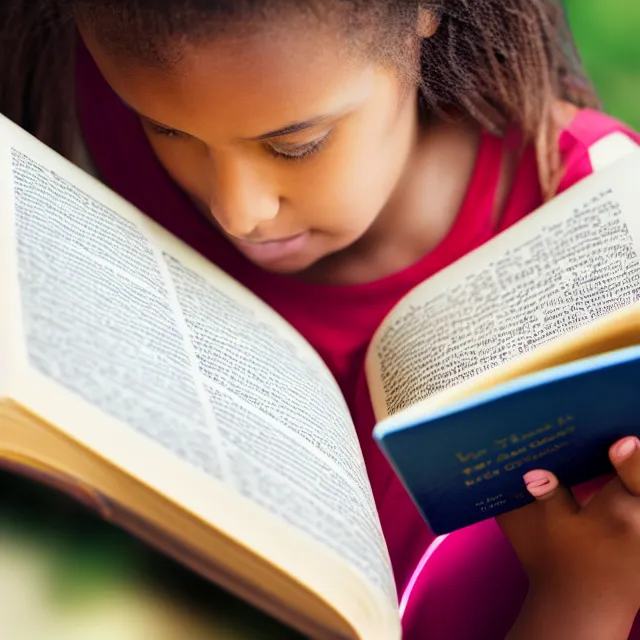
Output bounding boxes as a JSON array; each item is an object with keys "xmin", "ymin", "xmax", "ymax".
[
  {"xmin": 1, "ymin": 116, "xmax": 397, "ymax": 612},
  {"xmin": 153, "ymin": 242, "xmax": 395, "ymax": 604},
  {"xmin": 366, "ymin": 145, "xmax": 640, "ymax": 421}
]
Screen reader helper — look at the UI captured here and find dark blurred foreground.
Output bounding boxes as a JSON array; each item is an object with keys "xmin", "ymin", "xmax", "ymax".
[{"xmin": 0, "ymin": 470, "xmax": 303, "ymax": 639}]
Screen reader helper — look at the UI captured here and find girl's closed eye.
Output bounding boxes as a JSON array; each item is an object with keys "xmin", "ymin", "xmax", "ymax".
[
  {"xmin": 147, "ymin": 121, "xmax": 187, "ymax": 139},
  {"xmin": 267, "ymin": 130, "xmax": 333, "ymax": 162},
  {"xmin": 146, "ymin": 118, "xmax": 331, "ymax": 162}
]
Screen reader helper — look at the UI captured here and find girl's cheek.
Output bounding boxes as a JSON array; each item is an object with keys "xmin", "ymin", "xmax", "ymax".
[{"xmin": 151, "ymin": 146, "xmax": 211, "ymax": 205}]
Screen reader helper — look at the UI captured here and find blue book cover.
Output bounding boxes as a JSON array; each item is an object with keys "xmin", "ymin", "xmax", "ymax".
[{"xmin": 373, "ymin": 345, "xmax": 640, "ymax": 535}]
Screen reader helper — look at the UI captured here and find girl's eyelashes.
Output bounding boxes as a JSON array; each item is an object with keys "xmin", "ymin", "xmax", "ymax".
[
  {"xmin": 146, "ymin": 119, "xmax": 332, "ymax": 162},
  {"xmin": 267, "ymin": 131, "xmax": 333, "ymax": 162},
  {"xmin": 147, "ymin": 121, "xmax": 186, "ymax": 138}
]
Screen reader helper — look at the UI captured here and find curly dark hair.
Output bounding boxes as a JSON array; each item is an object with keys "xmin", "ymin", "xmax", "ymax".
[{"xmin": 0, "ymin": 0, "xmax": 599, "ymax": 196}]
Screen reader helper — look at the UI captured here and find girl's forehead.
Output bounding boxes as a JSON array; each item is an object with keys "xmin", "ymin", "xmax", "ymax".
[
  {"xmin": 81, "ymin": 23, "xmax": 383, "ymax": 138},
  {"xmin": 79, "ymin": 4, "xmax": 367, "ymax": 70}
]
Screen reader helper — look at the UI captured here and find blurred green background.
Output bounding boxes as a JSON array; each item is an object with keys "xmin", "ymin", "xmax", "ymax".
[{"xmin": 565, "ymin": 0, "xmax": 640, "ymax": 129}]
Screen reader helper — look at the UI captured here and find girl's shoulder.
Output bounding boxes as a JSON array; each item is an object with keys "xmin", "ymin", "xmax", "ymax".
[{"xmin": 553, "ymin": 101, "xmax": 640, "ymax": 195}]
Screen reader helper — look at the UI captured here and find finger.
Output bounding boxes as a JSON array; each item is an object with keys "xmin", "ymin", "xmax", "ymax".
[
  {"xmin": 609, "ymin": 436, "xmax": 640, "ymax": 496},
  {"xmin": 522, "ymin": 469, "xmax": 580, "ymax": 517},
  {"xmin": 523, "ymin": 469, "xmax": 558, "ymax": 498},
  {"xmin": 497, "ymin": 470, "xmax": 578, "ymax": 541}
]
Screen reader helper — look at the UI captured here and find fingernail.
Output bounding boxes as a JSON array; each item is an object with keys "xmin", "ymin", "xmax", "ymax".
[
  {"xmin": 613, "ymin": 437, "xmax": 640, "ymax": 462},
  {"xmin": 523, "ymin": 470, "xmax": 554, "ymax": 497}
]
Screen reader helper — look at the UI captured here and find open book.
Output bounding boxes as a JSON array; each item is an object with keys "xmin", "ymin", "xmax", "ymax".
[
  {"xmin": 0, "ymin": 111, "xmax": 639, "ymax": 639},
  {"xmin": 370, "ymin": 133, "xmax": 640, "ymax": 533}
]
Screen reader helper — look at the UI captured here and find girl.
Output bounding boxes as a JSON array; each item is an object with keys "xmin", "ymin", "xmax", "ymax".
[{"xmin": 3, "ymin": 0, "xmax": 640, "ymax": 637}]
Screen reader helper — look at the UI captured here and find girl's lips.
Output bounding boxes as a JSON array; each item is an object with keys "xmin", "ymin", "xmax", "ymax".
[{"xmin": 232, "ymin": 231, "xmax": 311, "ymax": 263}]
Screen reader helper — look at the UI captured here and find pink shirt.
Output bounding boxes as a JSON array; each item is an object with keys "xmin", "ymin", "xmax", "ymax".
[{"xmin": 76, "ymin": 44, "xmax": 640, "ymax": 638}]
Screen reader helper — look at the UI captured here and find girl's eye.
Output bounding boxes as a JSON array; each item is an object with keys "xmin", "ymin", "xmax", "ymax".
[
  {"xmin": 268, "ymin": 131, "xmax": 332, "ymax": 162},
  {"xmin": 147, "ymin": 122, "xmax": 186, "ymax": 138}
]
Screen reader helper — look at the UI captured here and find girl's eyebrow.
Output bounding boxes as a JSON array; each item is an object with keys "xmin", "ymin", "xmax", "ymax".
[
  {"xmin": 250, "ymin": 101, "xmax": 360, "ymax": 140},
  {"xmin": 250, "ymin": 115, "xmax": 332, "ymax": 141},
  {"xmin": 121, "ymin": 97, "xmax": 350, "ymax": 140},
  {"xmin": 119, "ymin": 99, "xmax": 190, "ymax": 135}
]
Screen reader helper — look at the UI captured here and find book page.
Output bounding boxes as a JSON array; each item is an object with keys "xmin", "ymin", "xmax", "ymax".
[
  {"xmin": 366, "ymin": 150, "xmax": 640, "ymax": 420},
  {"xmin": 158, "ymin": 248, "xmax": 394, "ymax": 603},
  {"xmin": 1, "ymin": 117, "xmax": 396, "ymax": 615}
]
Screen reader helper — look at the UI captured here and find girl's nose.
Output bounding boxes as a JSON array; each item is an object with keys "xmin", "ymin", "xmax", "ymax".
[{"xmin": 208, "ymin": 155, "xmax": 280, "ymax": 238}]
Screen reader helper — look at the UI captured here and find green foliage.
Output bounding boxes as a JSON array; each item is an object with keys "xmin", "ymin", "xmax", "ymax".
[{"xmin": 565, "ymin": 0, "xmax": 640, "ymax": 128}]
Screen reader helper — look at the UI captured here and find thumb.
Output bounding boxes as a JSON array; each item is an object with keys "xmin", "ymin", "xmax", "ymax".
[
  {"xmin": 609, "ymin": 436, "xmax": 640, "ymax": 496},
  {"xmin": 522, "ymin": 469, "xmax": 579, "ymax": 519}
]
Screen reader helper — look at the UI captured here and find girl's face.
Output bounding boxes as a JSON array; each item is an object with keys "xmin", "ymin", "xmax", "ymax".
[{"xmin": 82, "ymin": 20, "xmax": 419, "ymax": 275}]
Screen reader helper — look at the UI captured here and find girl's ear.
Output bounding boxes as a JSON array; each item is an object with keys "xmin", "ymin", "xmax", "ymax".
[{"xmin": 417, "ymin": 8, "xmax": 440, "ymax": 39}]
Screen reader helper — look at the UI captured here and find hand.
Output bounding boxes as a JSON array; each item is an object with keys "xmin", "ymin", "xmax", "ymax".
[{"xmin": 499, "ymin": 436, "xmax": 640, "ymax": 639}]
